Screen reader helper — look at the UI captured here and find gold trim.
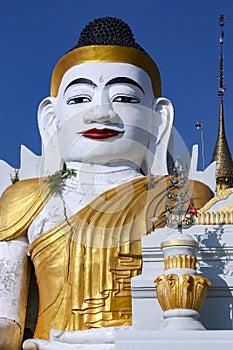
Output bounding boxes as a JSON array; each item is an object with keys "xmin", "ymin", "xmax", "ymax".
[
  {"xmin": 160, "ymin": 240, "xmax": 199, "ymax": 249},
  {"xmin": 195, "ymin": 211, "xmax": 233, "ymax": 225},
  {"xmin": 199, "ymin": 187, "xmax": 233, "ymax": 212},
  {"xmin": 164, "ymin": 255, "xmax": 196, "ymax": 270},
  {"xmin": 155, "ymin": 274, "xmax": 211, "ymax": 311},
  {"xmin": 50, "ymin": 46, "xmax": 161, "ymax": 97}
]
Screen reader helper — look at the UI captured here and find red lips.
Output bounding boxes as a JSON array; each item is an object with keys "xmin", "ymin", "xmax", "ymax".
[{"xmin": 81, "ymin": 128, "xmax": 121, "ymax": 139}]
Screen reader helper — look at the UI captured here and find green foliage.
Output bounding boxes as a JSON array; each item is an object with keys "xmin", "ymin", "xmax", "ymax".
[
  {"xmin": 47, "ymin": 168, "xmax": 76, "ymax": 196},
  {"xmin": 144, "ymin": 175, "xmax": 157, "ymax": 190},
  {"xmin": 10, "ymin": 168, "xmax": 19, "ymax": 184}
]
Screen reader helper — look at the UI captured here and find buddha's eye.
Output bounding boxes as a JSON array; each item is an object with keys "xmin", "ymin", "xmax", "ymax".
[
  {"xmin": 67, "ymin": 95, "xmax": 91, "ymax": 104},
  {"xmin": 112, "ymin": 95, "xmax": 140, "ymax": 103}
]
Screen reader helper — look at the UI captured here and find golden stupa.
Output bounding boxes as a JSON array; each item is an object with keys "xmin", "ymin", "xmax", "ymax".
[{"xmin": 211, "ymin": 14, "xmax": 233, "ymax": 195}]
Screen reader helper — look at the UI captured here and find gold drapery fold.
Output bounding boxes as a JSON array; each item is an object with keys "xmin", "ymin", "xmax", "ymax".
[
  {"xmin": 29, "ymin": 176, "xmax": 168, "ymax": 339},
  {"xmin": 0, "ymin": 178, "xmax": 51, "ymax": 240}
]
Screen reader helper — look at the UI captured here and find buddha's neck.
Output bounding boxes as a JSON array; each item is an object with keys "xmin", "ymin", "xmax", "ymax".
[
  {"xmin": 59, "ymin": 161, "xmax": 144, "ymax": 216},
  {"xmin": 27, "ymin": 162, "xmax": 144, "ymax": 242},
  {"xmin": 65, "ymin": 161, "xmax": 143, "ymax": 187}
]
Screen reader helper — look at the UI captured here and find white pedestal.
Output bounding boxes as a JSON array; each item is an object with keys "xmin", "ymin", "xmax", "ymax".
[
  {"xmin": 115, "ymin": 330, "xmax": 233, "ymax": 350},
  {"xmin": 23, "ymin": 328, "xmax": 233, "ymax": 350}
]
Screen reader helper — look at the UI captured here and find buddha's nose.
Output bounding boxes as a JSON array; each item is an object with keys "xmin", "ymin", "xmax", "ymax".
[{"xmin": 83, "ymin": 103, "xmax": 120, "ymax": 124}]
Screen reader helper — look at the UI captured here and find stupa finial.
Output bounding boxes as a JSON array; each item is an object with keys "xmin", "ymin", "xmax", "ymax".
[
  {"xmin": 211, "ymin": 13, "xmax": 233, "ymax": 195},
  {"xmin": 218, "ymin": 13, "xmax": 226, "ymax": 98}
]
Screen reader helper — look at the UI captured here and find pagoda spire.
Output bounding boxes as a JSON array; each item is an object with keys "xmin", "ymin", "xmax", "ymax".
[{"xmin": 211, "ymin": 14, "xmax": 233, "ymax": 195}]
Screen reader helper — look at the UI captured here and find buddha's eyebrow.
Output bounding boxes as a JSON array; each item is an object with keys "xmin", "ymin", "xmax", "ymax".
[
  {"xmin": 64, "ymin": 78, "xmax": 97, "ymax": 93},
  {"xmin": 105, "ymin": 77, "xmax": 145, "ymax": 94}
]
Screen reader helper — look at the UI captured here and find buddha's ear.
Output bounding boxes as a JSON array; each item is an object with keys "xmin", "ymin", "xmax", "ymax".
[
  {"xmin": 37, "ymin": 97, "xmax": 57, "ymax": 146},
  {"xmin": 37, "ymin": 97, "xmax": 62, "ymax": 175},
  {"xmin": 153, "ymin": 97, "xmax": 174, "ymax": 145},
  {"xmin": 148, "ymin": 97, "xmax": 174, "ymax": 175}
]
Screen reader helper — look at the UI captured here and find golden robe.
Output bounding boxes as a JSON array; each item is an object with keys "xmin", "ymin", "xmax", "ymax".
[{"xmin": 0, "ymin": 175, "xmax": 213, "ymax": 340}]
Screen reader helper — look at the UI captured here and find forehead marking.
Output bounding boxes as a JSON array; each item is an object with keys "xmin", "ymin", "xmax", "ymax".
[{"xmin": 99, "ymin": 75, "xmax": 104, "ymax": 83}]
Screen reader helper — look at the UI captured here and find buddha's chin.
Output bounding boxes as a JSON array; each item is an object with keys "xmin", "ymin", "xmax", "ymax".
[
  {"xmin": 62, "ymin": 137, "xmax": 148, "ymax": 167},
  {"xmin": 63, "ymin": 152, "xmax": 144, "ymax": 167},
  {"xmin": 64, "ymin": 157, "xmax": 140, "ymax": 166}
]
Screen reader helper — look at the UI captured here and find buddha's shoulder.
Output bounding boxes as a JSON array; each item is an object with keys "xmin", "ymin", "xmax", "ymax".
[
  {"xmin": 0, "ymin": 178, "xmax": 51, "ymax": 239},
  {"xmin": 0, "ymin": 178, "xmax": 48, "ymax": 207},
  {"xmin": 188, "ymin": 178, "xmax": 213, "ymax": 198},
  {"xmin": 1, "ymin": 178, "xmax": 40, "ymax": 201}
]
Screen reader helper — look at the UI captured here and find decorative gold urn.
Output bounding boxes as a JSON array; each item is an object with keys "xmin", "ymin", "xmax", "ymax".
[
  {"xmin": 155, "ymin": 232, "xmax": 211, "ymax": 330},
  {"xmin": 156, "ymin": 273, "xmax": 211, "ymax": 311}
]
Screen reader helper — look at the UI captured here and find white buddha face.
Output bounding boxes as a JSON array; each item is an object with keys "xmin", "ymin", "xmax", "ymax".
[
  {"xmin": 52, "ymin": 62, "xmax": 157, "ymax": 167},
  {"xmin": 39, "ymin": 61, "xmax": 173, "ymax": 174}
]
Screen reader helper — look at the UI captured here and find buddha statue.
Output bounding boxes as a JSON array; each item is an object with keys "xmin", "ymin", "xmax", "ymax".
[{"xmin": 0, "ymin": 17, "xmax": 213, "ymax": 350}]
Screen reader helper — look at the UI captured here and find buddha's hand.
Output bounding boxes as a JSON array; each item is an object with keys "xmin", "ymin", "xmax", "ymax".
[{"xmin": 23, "ymin": 339, "xmax": 39, "ymax": 350}]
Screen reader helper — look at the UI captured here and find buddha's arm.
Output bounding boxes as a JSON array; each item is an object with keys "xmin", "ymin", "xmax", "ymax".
[{"xmin": 0, "ymin": 237, "xmax": 30, "ymax": 350}]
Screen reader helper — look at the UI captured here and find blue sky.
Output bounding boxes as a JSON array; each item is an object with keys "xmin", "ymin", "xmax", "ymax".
[{"xmin": 0, "ymin": 0, "xmax": 233, "ymax": 170}]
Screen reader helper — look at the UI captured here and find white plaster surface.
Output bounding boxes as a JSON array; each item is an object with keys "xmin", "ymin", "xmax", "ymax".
[
  {"xmin": 188, "ymin": 144, "xmax": 216, "ymax": 193},
  {"xmin": 23, "ymin": 340, "xmax": 114, "ymax": 350},
  {"xmin": 162, "ymin": 309, "xmax": 206, "ymax": 330},
  {"xmin": 18, "ymin": 145, "xmax": 41, "ymax": 180},
  {"xmin": 0, "ymin": 145, "xmax": 41, "ymax": 195},
  {"xmin": 23, "ymin": 327, "xmax": 127, "ymax": 350},
  {"xmin": 115, "ymin": 329, "xmax": 233, "ymax": 350},
  {"xmin": 0, "ymin": 159, "xmax": 15, "ymax": 195},
  {"xmin": 0, "ymin": 237, "xmax": 30, "ymax": 349},
  {"xmin": 23, "ymin": 328, "xmax": 233, "ymax": 350},
  {"xmin": 0, "ymin": 237, "xmax": 29, "ymax": 324}
]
